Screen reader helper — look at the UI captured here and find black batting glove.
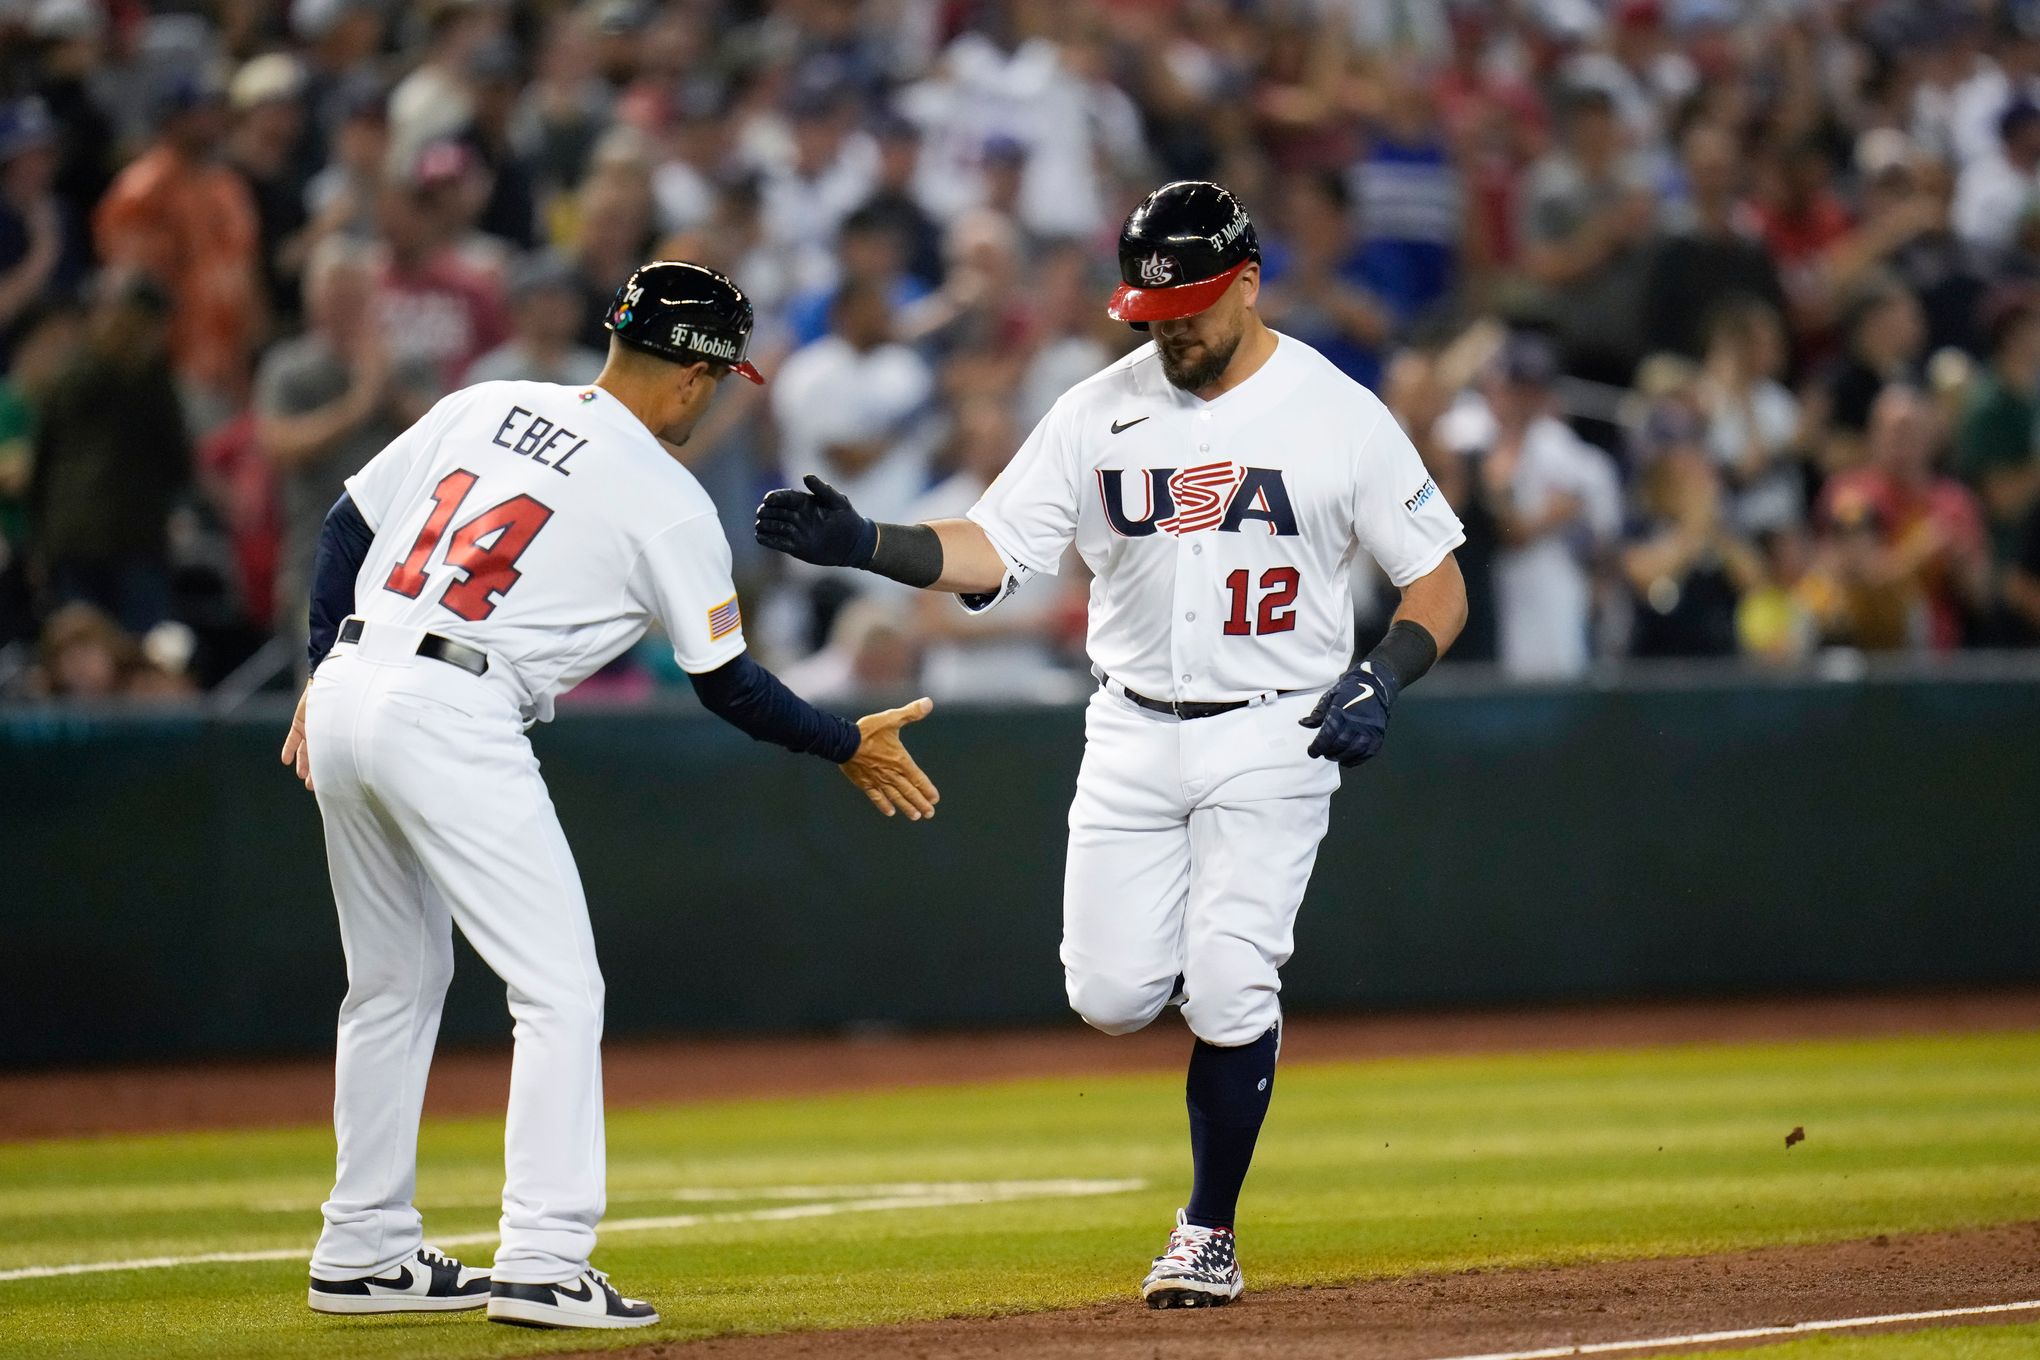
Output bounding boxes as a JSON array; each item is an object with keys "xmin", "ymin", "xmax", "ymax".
[
  {"xmin": 754, "ymin": 475, "xmax": 877, "ymax": 568},
  {"xmin": 1299, "ymin": 661, "xmax": 1398, "ymax": 767}
]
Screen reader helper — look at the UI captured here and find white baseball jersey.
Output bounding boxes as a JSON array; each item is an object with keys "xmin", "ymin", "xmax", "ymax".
[
  {"xmin": 312, "ymin": 377, "xmax": 751, "ymax": 1285},
  {"xmin": 966, "ymin": 333, "xmax": 1465, "ymax": 701},
  {"xmin": 343, "ymin": 380, "xmax": 747, "ymax": 722}
]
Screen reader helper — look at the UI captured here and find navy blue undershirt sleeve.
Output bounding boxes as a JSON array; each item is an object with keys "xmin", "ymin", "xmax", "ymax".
[
  {"xmin": 688, "ymin": 652, "xmax": 862, "ymax": 763},
  {"xmin": 308, "ymin": 492, "xmax": 374, "ymax": 673}
]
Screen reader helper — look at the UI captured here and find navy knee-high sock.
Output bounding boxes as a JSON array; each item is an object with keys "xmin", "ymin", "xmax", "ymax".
[{"xmin": 1184, "ymin": 1022, "xmax": 1279, "ymax": 1230}]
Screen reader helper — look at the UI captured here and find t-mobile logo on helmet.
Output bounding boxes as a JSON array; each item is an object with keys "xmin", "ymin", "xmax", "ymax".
[
  {"xmin": 1208, "ymin": 211, "xmax": 1248, "ymax": 250},
  {"xmin": 673, "ymin": 326, "xmax": 739, "ymax": 361}
]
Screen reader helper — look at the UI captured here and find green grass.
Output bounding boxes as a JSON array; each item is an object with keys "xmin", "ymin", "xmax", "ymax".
[
  {"xmin": 2, "ymin": 1030, "xmax": 2038, "ymax": 1359},
  {"xmin": 1701, "ymin": 1326, "xmax": 2040, "ymax": 1360}
]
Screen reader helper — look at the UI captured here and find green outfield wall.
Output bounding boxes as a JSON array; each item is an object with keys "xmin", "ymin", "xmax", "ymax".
[{"xmin": 5, "ymin": 668, "xmax": 2038, "ymax": 1067}]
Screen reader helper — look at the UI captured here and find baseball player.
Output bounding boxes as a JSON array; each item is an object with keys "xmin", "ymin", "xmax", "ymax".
[
  {"xmin": 281, "ymin": 261, "xmax": 939, "ymax": 1330},
  {"xmin": 756, "ymin": 183, "xmax": 1467, "ymax": 1308}
]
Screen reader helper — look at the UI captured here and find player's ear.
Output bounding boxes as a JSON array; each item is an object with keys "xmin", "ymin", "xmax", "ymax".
[{"xmin": 1237, "ymin": 263, "xmax": 1261, "ymax": 309}]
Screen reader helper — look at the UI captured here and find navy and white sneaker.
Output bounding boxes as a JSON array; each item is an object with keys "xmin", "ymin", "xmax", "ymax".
[
  {"xmin": 307, "ymin": 1244, "xmax": 490, "ymax": 1314},
  {"xmin": 486, "ymin": 1267, "xmax": 659, "ymax": 1329},
  {"xmin": 1141, "ymin": 1208, "xmax": 1244, "ymax": 1308}
]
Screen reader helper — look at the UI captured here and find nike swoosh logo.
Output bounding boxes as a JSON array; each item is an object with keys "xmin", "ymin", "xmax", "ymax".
[
  {"xmin": 1110, "ymin": 417, "xmax": 1149, "ymax": 434},
  {"xmin": 364, "ymin": 1265, "xmax": 414, "ymax": 1292},
  {"xmin": 553, "ymin": 1277, "xmax": 595, "ymax": 1303},
  {"xmin": 1341, "ymin": 683, "xmax": 1376, "ymax": 709}
]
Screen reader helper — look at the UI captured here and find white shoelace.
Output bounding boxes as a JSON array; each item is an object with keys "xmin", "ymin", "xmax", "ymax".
[
  {"xmin": 1159, "ymin": 1223, "xmax": 1222, "ymax": 1267},
  {"xmin": 586, "ymin": 1266, "xmax": 645, "ymax": 1304}
]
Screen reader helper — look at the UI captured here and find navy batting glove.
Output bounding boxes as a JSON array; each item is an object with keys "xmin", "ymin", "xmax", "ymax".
[
  {"xmin": 754, "ymin": 475, "xmax": 877, "ymax": 567},
  {"xmin": 1299, "ymin": 661, "xmax": 1398, "ymax": 767}
]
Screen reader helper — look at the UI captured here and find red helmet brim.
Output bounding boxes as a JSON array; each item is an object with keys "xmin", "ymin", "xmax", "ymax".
[
  {"xmin": 734, "ymin": 360, "xmax": 765, "ymax": 385},
  {"xmin": 1106, "ymin": 260, "xmax": 1250, "ymax": 323}
]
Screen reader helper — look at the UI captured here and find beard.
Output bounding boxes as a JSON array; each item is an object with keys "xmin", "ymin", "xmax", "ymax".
[{"xmin": 1155, "ymin": 325, "xmax": 1242, "ymax": 392}]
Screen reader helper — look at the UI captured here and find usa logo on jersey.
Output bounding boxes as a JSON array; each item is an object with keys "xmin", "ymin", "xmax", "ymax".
[{"xmin": 1097, "ymin": 462, "xmax": 1299, "ymax": 537}]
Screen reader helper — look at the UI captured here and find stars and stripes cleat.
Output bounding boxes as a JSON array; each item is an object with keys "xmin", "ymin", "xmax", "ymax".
[
  {"xmin": 307, "ymin": 1244, "xmax": 489, "ymax": 1314},
  {"xmin": 1141, "ymin": 1208, "xmax": 1245, "ymax": 1308},
  {"xmin": 486, "ymin": 1267, "xmax": 659, "ymax": 1329}
]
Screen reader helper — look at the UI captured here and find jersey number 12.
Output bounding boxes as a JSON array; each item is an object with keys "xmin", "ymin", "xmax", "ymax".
[
  {"xmin": 384, "ymin": 468, "xmax": 555, "ymax": 621},
  {"xmin": 1223, "ymin": 566, "xmax": 1299, "ymax": 636}
]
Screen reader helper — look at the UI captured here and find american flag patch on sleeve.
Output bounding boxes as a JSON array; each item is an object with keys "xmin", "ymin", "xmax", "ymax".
[{"xmin": 707, "ymin": 595, "xmax": 742, "ymax": 640}]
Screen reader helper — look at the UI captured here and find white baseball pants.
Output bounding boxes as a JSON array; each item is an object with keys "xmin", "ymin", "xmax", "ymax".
[
  {"xmin": 305, "ymin": 636, "xmax": 605, "ymax": 1286},
  {"xmin": 1061, "ymin": 686, "xmax": 1339, "ymax": 1047}
]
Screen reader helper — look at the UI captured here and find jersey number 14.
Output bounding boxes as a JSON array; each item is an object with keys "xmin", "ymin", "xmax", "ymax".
[{"xmin": 384, "ymin": 469, "xmax": 555, "ymax": 621}]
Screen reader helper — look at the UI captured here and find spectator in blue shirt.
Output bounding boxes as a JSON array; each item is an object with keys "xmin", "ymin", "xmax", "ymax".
[
  {"xmin": 1348, "ymin": 86, "xmax": 1462, "ymax": 327},
  {"xmin": 1259, "ymin": 170, "xmax": 1393, "ymax": 389},
  {"xmin": 784, "ymin": 203, "xmax": 932, "ymax": 350}
]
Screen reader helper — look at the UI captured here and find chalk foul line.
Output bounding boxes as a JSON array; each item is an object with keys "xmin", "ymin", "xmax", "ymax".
[
  {"xmin": 1429, "ymin": 1297, "xmax": 2040, "ymax": 1360},
  {"xmin": 17, "ymin": 1198, "xmax": 2032, "ymax": 1357},
  {"xmin": 0, "ymin": 1177, "xmax": 1144, "ymax": 1283}
]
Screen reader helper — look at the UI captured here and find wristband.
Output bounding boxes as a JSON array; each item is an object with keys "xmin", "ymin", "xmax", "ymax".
[
  {"xmin": 1362, "ymin": 619, "xmax": 1438, "ymax": 699},
  {"xmin": 862, "ymin": 522, "xmax": 945, "ymax": 589}
]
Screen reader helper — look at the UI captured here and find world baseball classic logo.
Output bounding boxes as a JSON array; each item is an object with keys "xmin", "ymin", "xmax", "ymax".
[{"xmin": 1097, "ymin": 462, "xmax": 1299, "ymax": 537}]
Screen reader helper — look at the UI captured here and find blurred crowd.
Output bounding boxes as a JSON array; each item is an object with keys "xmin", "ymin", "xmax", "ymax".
[{"xmin": 7, "ymin": 0, "xmax": 2040, "ymax": 704}]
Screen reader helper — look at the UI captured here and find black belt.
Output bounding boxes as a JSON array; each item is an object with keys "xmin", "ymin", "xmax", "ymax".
[
  {"xmin": 1104, "ymin": 674, "xmax": 1297, "ymax": 721},
  {"xmin": 337, "ymin": 617, "xmax": 489, "ymax": 677}
]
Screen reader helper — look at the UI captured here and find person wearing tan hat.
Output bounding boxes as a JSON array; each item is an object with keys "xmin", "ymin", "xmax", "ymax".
[{"xmin": 225, "ymin": 53, "xmax": 312, "ymax": 320}]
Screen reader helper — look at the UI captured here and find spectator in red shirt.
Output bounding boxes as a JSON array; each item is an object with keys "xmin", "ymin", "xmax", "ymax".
[
  {"xmin": 1819, "ymin": 385, "xmax": 1992, "ymax": 650},
  {"xmin": 1748, "ymin": 137, "xmax": 1854, "ymax": 340},
  {"xmin": 1434, "ymin": 7, "xmax": 1548, "ymax": 149},
  {"xmin": 370, "ymin": 173, "xmax": 508, "ymax": 393}
]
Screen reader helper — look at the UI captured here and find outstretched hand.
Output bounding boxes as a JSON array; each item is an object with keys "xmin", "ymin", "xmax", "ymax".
[
  {"xmin": 280, "ymin": 685, "xmax": 314, "ymax": 791},
  {"xmin": 1299, "ymin": 662, "xmax": 1395, "ymax": 767},
  {"xmin": 842, "ymin": 696, "xmax": 940, "ymax": 820},
  {"xmin": 755, "ymin": 474, "xmax": 875, "ymax": 567}
]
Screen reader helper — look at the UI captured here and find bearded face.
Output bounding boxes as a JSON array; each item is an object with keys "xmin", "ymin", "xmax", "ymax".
[
  {"xmin": 1149, "ymin": 274, "xmax": 1253, "ymax": 393},
  {"xmin": 1155, "ymin": 326, "xmax": 1240, "ymax": 391}
]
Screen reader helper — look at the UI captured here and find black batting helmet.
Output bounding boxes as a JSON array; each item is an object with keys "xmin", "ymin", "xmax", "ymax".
[
  {"xmin": 1107, "ymin": 181, "xmax": 1260, "ymax": 330},
  {"xmin": 605, "ymin": 260, "xmax": 765, "ymax": 385}
]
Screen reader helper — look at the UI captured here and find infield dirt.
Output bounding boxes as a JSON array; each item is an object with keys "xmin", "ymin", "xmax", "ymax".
[
  {"xmin": 579, "ymin": 1220, "xmax": 2040, "ymax": 1360},
  {"xmin": 10, "ymin": 991, "xmax": 2039, "ymax": 1360}
]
